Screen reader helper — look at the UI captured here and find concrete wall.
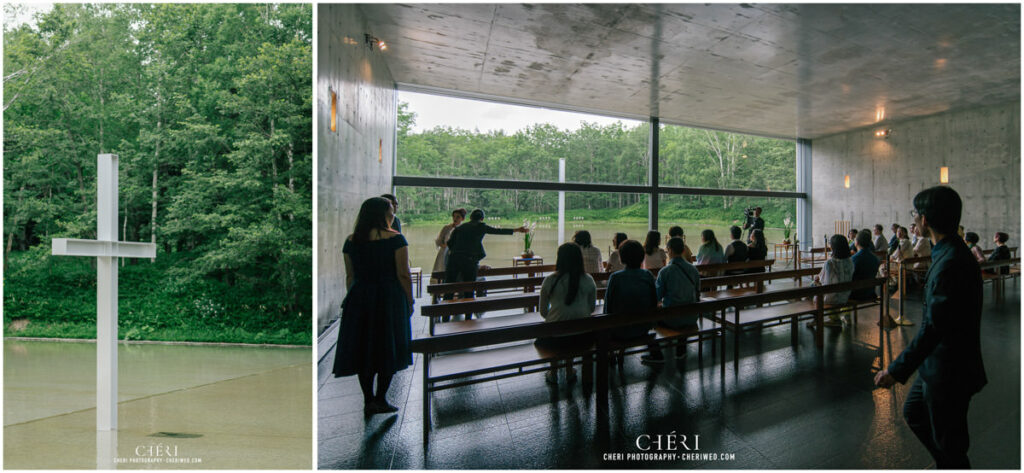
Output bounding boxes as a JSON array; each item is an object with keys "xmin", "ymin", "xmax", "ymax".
[
  {"xmin": 811, "ymin": 103, "xmax": 1020, "ymax": 248},
  {"xmin": 318, "ymin": 4, "xmax": 396, "ymax": 335}
]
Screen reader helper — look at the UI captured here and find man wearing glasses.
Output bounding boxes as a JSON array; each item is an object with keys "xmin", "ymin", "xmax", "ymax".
[{"xmin": 874, "ymin": 186, "xmax": 986, "ymax": 469}]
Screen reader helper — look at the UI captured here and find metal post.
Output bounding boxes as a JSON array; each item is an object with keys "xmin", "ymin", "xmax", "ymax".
[
  {"xmin": 796, "ymin": 139, "xmax": 812, "ymax": 247},
  {"xmin": 648, "ymin": 117, "xmax": 659, "ymax": 230},
  {"xmin": 558, "ymin": 159, "xmax": 565, "ymax": 246}
]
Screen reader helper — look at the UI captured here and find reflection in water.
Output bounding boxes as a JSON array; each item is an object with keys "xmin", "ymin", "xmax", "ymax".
[{"xmin": 403, "ymin": 222, "xmax": 786, "ymax": 273}]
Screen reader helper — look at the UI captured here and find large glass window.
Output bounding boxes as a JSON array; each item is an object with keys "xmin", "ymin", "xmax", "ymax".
[
  {"xmin": 659, "ymin": 124, "xmax": 796, "ymax": 192},
  {"xmin": 397, "ymin": 91, "xmax": 648, "ymax": 185}
]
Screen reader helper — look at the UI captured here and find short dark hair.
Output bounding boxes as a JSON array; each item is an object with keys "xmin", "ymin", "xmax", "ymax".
[
  {"xmin": 381, "ymin": 193, "xmax": 398, "ymax": 206},
  {"xmin": 829, "ymin": 234, "xmax": 851, "ymax": 259},
  {"xmin": 666, "ymin": 237, "xmax": 685, "ymax": 256},
  {"xmin": 668, "ymin": 226, "xmax": 683, "ymax": 238},
  {"xmin": 730, "ymin": 225, "xmax": 742, "ymax": 239},
  {"xmin": 913, "ymin": 186, "xmax": 962, "ymax": 235},
  {"xmin": 965, "ymin": 232, "xmax": 980, "ymax": 244},
  {"xmin": 855, "ymin": 229, "xmax": 873, "ymax": 250},
  {"xmin": 573, "ymin": 230, "xmax": 593, "ymax": 248},
  {"xmin": 996, "ymin": 232, "xmax": 1010, "ymax": 244},
  {"xmin": 849, "ymin": 228, "xmax": 858, "ymax": 237},
  {"xmin": 469, "ymin": 209, "xmax": 485, "ymax": 221},
  {"xmin": 874, "ymin": 224, "xmax": 884, "ymax": 232},
  {"xmin": 619, "ymin": 240, "xmax": 645, "ymax": 269},
  {"xmin": 452, "ymin": 208, "xmax": 467, "ymax": 218}
]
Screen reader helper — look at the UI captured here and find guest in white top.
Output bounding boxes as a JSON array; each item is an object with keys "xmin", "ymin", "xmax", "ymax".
[
  {"xmin": 430, "ymin": 208, "xmax": 466, "ymax": 283},
  {"xmin": 812, "ymin": 234, "xmax": 854, "ymax": 327},
  {"xmin": 572, "ymin": 230, "xmax": 603, "ymax": 274},
  {"xmin": 536, "ymin": 243, "xmax": 597, "ymax": 384},
  {"xmin": 641, "ymin": 230, "xmax": 667, "ymax": 270},
  {"xmin": 605, "ymin": 232, "xmax": 628, "ymax": 273},
  {"xmin": 912, "ymin": 224, "xmax": 932, "ymax": 270}
]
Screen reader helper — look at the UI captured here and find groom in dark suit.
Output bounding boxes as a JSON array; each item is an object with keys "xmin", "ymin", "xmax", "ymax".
[
  {"xmin": 445, "ymin": 209, "xmax": 527, "ymax": 299},
  {"xmin": 874, "ymin": 186, "xmax": 986, "ymax": 469}
]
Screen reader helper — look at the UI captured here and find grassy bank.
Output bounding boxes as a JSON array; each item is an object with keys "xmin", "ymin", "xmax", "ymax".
[{"xmin": 3, "ymin": 247, "xmax": 311, "ymax": 345}]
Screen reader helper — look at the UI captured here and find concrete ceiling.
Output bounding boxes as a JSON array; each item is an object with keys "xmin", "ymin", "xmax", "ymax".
[{"xmin": 357, "ymin": 3, "xmax": 1020, "ymax": 139}]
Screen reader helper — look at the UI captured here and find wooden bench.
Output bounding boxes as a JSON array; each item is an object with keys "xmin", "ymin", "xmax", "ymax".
[
  {"xmin": 429, "ymin": 264, "xmax": 556, "ymax": 282},
  {"xmin": 410, "ymin": 278, "xmax": 883, "ymax": 442},
  {"xmin": 979, "ymin": 257, "xmax": 1021, "ymax": 300},
  {"xmin": 422, "ymin": 268, "xmax": 813, "ymax": 335}
]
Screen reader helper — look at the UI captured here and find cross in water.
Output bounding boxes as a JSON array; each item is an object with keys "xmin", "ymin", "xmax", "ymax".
[{"xmin": 51, "ymin": 154, "xmax": 157, "ymax": 431}]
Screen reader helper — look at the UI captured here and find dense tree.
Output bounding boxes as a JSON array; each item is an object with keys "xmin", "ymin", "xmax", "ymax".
[
  {"xmin": 3, "ymin": 4, "xmax": 312, "ymax": 343},
  {"xmin": 396, "ymin": 102, "xmax": 797, "ymax": 225}
]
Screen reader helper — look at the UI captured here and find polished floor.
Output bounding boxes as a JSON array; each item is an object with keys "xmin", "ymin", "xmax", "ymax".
[
  {"xmin": 4, "ymin": 341, "xmax": 312, "ymax": 469},
  {"xmin": 318, "ymin": 280, "xmax": 1021, "ymax": 469}
]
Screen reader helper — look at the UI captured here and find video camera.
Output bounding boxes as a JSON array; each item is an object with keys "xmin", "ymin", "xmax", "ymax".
[{"xmin": 743, "ymin": 207, "xmax": 757, "ymax": 218}]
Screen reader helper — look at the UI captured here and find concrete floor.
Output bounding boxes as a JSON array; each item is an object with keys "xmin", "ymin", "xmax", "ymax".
[
  {"xmin": 318, "ymin": 280, "xmax": 1021, "ymax": 469},
  {"xmin": 4, "ymin": 341, "xmax": 312, "ymax": 469}
]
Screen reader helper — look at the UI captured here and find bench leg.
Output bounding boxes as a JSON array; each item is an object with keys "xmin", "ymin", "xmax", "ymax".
[
  {"xmin": 697, "ymin": 336, "xmax": 703, "ymax": 363},
  {"xmin": 815, "ymin": 310, "xmax": 824, "ymax": 349},
  {"xmin": 422, "ymin": 355, "xmax": 431, "ymax": 443},
  {"xmin": 720, "ymin": 327, "xmax": 726, "ymax": 377},
  {"xmin": 791, "ymin": 315, "xmax": 798, "ymax": 346},
  {"xmin": 582, "ymin": 353, "xmax": 593, "ymax": 390},
  {"xmin": 733, "ymin": 310, "xmax": 740, "ymax": 372},
  {"xmin": 596, "ymin": 337, "xmax": 609, "ymax": 414}
]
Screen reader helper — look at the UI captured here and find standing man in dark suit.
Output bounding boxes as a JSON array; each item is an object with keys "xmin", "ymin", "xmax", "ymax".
[
  {"xmin": 381, "ymin": 194, "xmax": 402, "ymax": 233},
  {"xmin": 874, "ymin": 186, "xmax": 986, "ymax": 469},
  {"xmin": 445, "ymin": 209, "xmax": 527, "ymax": 298},
  {"xmin": 742, "ymin": 207, "xmax": 764, "ymax": 241}
]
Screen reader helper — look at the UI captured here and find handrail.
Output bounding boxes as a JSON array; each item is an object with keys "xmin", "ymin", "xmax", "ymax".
[{"xmin": 411, "ymin": 278, "xmax": 885, "ymax": 354}]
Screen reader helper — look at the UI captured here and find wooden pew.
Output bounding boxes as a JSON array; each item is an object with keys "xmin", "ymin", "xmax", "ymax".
[
  {"xmin": 422, "ymin": 268, "xmax": 817, "ymax": 335},
  {"xmin": 429, "ymin": 264, "xmax": 556, "ymax": 281},
  {"xmin": 979, "ymin": 257, "xmax": 1021, "ymax": 300},
  {"xmin": 410, "ymin": 277, "xmax": 885, "ymax": 442}
]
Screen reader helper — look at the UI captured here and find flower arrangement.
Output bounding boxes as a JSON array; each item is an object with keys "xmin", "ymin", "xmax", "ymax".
[
  {"xmin": 522, "ymin": 220, "xmax": 537, "ymax": 257},
  {"xmin": 783, "ymin": 213, "xmax": 794, "ymax": 243}
]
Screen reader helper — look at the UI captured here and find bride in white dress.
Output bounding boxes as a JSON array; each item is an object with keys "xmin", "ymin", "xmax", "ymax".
[{"xmin": 431, "ymin": 208, "xmax": 466, "ymax": 283}]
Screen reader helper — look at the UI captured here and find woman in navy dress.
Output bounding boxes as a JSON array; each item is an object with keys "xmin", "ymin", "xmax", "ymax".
[{"xmin": 333, "ymin": 197, "xmax": 414, "ymax": 415}]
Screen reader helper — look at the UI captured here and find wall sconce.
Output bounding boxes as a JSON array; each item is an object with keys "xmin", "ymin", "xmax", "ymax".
[
  {"xmin": 844, "ymin": 175, "xmax": 850, "ymax": 188},
  {"xmin": 874, "ymin": 129, "xmax": 891, "ymax": 138},
  {"xmin": 940, "ymin": 166, "xmax": 949, "ymax": 184},
  {"xmin": 379, "ymin": 138, "xmax": 383, "ymax": 163},
  {"xmin": 365, "ymin": 34, "xmax": 387, "ymax": 51},
  {"xmin": 330, "ymin": 89, "xmax": 337, "ymax": 132}
]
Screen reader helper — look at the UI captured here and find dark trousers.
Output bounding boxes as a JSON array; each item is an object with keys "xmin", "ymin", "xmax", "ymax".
[
  {"xmin": 903, "ymin": 377, "xmax": 973, "ymax": 469},
  {"xmin": 445, "ymin": 255, "xmax": 479, "ymax": 299}
]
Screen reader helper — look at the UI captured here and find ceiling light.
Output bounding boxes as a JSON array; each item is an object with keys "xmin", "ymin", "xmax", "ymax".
[
  {"xmin": 874, "ymin": 129, "xmax": 891, "ymax": 138},
  {"xmin": 875, "ymin": 107, "xmax": 885, "ymax": 122},
  {"xmin": 365, "ymin": 34, "xmax": 386, "ymax": 52}
]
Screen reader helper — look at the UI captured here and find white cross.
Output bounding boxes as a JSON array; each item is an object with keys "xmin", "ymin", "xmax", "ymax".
[{"xmin": 51, "ymin": 154, "xmax": 156, "ymax": 431}]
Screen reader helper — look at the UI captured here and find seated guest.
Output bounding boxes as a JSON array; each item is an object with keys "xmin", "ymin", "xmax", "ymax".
[
  {"xmin": 888, "ymin": 223, "xmax": 901, "ymax": 255},
  {"xmin": 695, "ymin": 229, "xmax": 726, "ymax": 266},
  {"xmin": 746, "ymin": 229, "xmax": 768, "ymax": 273},
  {"xmin": 872, "ymin": 224, "xmax": 888, "ymax": 253},
  {"xmin": 882, "ymin": 227, "xmax": 915, "ymax": 289},
  {"xmin": 912, "ymin": 224, "xmax": 932, "ymax": 271},
  {"xmin": 848, "ymin": 229, "xmax": 859, "ymax": 250},
  {"xmin": 644, "ymin": 237, "xmax": 701, "ymax": 363},
  {"xmin": 536, "ymin": 243, "xmax": 597, "ymax": 385},
  {"xmin": 642, "ymin": 230, "xmax": 667, "ymax": 270},
  {"xmin": 987, "ymin": 232, "xmax": 1012, "ymax": 274},
  {"xmin": 605, "ymin": 240, "xmax": 659, "ymax": 358},
  {"xmin": 811, "ymin": 234, "xmax": 854, "ymax": 328},
  {"xmin": 724, "ymin": 225, "xmax": 749, "ymax": 262},
  {"xmin": 668, "ymin": 225, "xmax": 694, "ymax": 261},
  {"xmin": 850, "ymin": 230, "xmax": 880, "ymax": 301},
  {"xmin": 965, "ymin": 232, "xmax": 986, "ymax": 264},
  {"xmin": 572, "ymin": 230, "xmax": 603, "ymax": 274},
  {"xmin": 910, "ymin": 223, "xmax": 919, "ymax": 245},
  {"xmin": 604, "ymin": 232, "xmax": 628, "ymax": 272}
]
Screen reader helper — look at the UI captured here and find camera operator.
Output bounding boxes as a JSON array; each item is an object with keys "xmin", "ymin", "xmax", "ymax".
[{"xmin": 743, "ymin": 207, "xmax": 765, "ymax": 240}]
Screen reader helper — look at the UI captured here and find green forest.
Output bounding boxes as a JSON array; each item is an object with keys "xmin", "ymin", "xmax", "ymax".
[
  {"xmin": 3, "ymin": 4, "xmax": 312, "ymax": 344},
  {"xmin": 395, "ymin": 102, "xmax": 798, "ymax": 228}
]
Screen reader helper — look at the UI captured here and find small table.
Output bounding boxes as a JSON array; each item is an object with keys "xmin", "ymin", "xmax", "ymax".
[
  {"xmin": 773, "ymin": 242, "xmax": 798, "ymax": 268},
  {"xmin": 410, "ymin": 267, "xmax": 423, "ymax": 298},
  {"xmin": 513, "ymin": 256, "xmax": 544, "ymax": 268}
]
